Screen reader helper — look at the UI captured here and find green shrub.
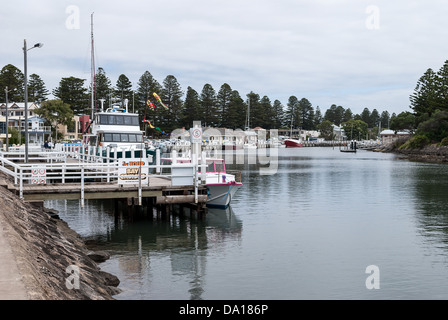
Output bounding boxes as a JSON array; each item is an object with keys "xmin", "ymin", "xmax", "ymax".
[
  {"xmin": 407, "ymin": 134, "xmax": 430, "ymax": 149},
  {"xmin": 440, "ymin": 136, "xmax": 448, "ymax": 146}
]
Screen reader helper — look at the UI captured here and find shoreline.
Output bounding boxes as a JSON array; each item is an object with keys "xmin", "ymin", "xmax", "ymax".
[
  {"xmin": 0, "ymin": 172, "xmax": 120, "ymax": 300},
  {"xmin": 366, "ymin": 143, "xmax": 448, "ymax": 164}
]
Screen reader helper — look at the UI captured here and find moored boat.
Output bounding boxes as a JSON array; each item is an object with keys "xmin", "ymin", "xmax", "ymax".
[
  {"xmin": 161, "ymin": 156, "xmax": 242, "ymax": 208},
  {"xmin": 284, "ymin": 138, "xmax": 304, "ymax": 148}
]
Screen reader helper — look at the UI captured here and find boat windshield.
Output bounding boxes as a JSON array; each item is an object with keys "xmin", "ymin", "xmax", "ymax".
[
  {"xmin": 103, "ymin": 133, "xmax": 143, "ymax": 143},
  {"xmin": 98, "ymin": 114, "xmax": 139, "ymax": 126},
  {"xmin": 206, "ymin": 160, "xmax": 225, "ymax": 173}
]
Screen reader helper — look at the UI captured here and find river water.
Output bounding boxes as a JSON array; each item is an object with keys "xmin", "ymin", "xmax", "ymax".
[{"xmin": 45, "ymin": 147, "xmax": 448, "ymax": 300}]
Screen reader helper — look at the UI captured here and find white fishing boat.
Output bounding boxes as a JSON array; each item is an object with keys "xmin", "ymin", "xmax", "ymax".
[
  {"xmin": 161, "ymin": 156, "xmax": 242, "ymax": 208},
  {"xmin": 82, "ymin": 101, "xmax": 156, "ymax": 159}
]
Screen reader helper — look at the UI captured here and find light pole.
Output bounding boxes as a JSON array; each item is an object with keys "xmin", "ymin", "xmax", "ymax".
[
  {"xmin": 23, "ymin": 39, "xmax": 43, "ymax": 163},
  {"xmin": 4, "ymin": 86, "xmax": 9, "ymax": 152}
]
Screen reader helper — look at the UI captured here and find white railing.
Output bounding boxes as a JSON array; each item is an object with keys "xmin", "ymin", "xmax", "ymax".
[{"xmin": 0, "ymin": 147, "xmax": 207, "ymax": 207}]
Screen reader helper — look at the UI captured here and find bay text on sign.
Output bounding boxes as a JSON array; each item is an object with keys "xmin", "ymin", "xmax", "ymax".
[{"xmin": 118, "ymin": 158, "xmax": 148, "ymax": 185}]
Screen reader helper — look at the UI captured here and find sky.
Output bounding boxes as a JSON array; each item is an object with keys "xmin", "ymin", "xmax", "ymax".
[{"xmin": 2, "ymin": 0, "xmax": 448, "ymax": 116}]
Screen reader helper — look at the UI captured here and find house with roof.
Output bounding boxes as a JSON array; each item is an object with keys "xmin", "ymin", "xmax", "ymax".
[{"xmin": 380, "ymin": 129, "xmax": 411, "ymax": 144}]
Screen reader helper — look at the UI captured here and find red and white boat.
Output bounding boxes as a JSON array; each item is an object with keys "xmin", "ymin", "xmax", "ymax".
[
  {"xmin": 284, "ymin": 138, "xmax": 304, "ymax": 148},
  {"xmin": 161, "ymin": 156, "xmax": 242, "ymax": 209}
]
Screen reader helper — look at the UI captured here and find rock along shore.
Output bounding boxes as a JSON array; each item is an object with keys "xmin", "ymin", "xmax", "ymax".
[
  {"xmin": 0, "ymin": 173, "xmax": 120, "ymax": 300},
  {"xmin": 369, "ymin": 143, "xmax": 448, "ymax": 164}
]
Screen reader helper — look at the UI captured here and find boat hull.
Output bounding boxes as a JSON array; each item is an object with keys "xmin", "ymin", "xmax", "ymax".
[
  {"xmin": 284, "ymin": 139, "xmax": 303, "ymax": 148},
  {"xmin": 206, "ymin": 182, "xmax": 242, "ymax": 208}
]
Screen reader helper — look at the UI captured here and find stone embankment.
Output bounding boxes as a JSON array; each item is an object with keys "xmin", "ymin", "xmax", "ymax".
[
  {"xmin": 369, "ymin": 142, "xmax": 448, "ymax": 163},
  {"xmin": 0, "ymin": 173, "xmax": 120, "ymax": 300}
]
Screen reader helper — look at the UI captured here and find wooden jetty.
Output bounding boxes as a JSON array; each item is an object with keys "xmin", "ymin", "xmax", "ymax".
[{"xmin": 0, "ymin": 145, "xmax": 210, "ymax": 219}]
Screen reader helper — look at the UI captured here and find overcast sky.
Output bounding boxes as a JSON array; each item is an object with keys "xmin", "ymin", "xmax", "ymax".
[{"xmin": 2, "ymin": 0, "xmax": 448, "ymax": 116}]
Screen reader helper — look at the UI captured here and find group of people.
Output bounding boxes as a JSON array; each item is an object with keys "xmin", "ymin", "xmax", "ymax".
[{"xmin": 43, "ymin": 141, "xmax": 54, "ymax": 150}]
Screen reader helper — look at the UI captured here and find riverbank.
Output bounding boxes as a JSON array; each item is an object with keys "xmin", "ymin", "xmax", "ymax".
[
  {"xmin": 0, "ymin": 173, "xmax": 120, "ymax": 300},
  {"xmin": 368, "ymin": 142, "xmax": 448, "ymax": 163}
]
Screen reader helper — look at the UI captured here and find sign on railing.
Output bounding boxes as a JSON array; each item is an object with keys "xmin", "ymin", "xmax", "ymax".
[
  {"xmin": 118, "ymin": 158, "xmax": 148, "ymax": 185},
  {"xmin": 31, "ymin": 166, "xmax": 47, "ymax": 184}
]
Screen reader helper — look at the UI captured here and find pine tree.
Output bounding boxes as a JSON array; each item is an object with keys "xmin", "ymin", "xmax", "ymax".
[
  {"xmin": 246, "ymin": 92, "xmax": 261, "ymax": 129},
  {"xmin": 360, "ymin": 107, "xmax": 371, "ymax": 126},
  {"xmin": 181, "ymin": 86, "xmax": 201, "ymax": 128},
  {"xmin": 27, "ymin": 74, "xmax": 49, "ymax": 104},
  {"xmin": 217, "ymin": 83, "xmax": 233, "ymax": 128},
  {"xmin": 410, "ymin": 68, "xmax": 438, "ymax": 121},
  {"xmin": 53, "ymin": 76, "xmax": 89, "ymax": 115},
  {"xmin": 285, "ymin": 96, "xmax": 299, "ymax": 130},
  {"xmin": 114, "ymin": 74, "xmax": 133, "ymax": 108},
  {"xmin": 272, "ymin": 99, "xmax": 285, "ymax": 129},
  {"xmin": 0, "ymin": 64, "xmax": 24, "ymax": 102},
  {"xmin": 314, "ymin": 106, "xmax": 323, "ymax": 128},
  {"xmin": 135, "ymin": 71, "xmax": 161, "ymax": 124},
  {"xmin": 201, "ymin": 84, "xmax": 218, "ymax": 127},
  {"xmin": 95, "ymin": 67, "xmax": 112, "ymax": 111},
  {"xmin": 160, "ymin": 75, "xmax": 183, "ymax": 131}
]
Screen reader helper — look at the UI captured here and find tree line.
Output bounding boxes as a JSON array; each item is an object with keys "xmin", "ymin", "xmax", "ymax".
[{"xmin": 1, "ymin": 63, "xmax": 403, "ymax": 138}]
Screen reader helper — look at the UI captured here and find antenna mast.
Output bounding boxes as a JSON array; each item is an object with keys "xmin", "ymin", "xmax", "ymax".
[{"xmin": 90, "ymin": 12, "xmax": 96, "ymax": 119}]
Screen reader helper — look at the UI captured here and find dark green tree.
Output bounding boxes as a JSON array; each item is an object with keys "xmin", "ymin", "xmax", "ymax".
[
  {"xmin": 0, "ymin": 64, "xmax": 24, "ymax": 102},
  {"xmin": 370, "ymin": 108, "xmax": 380, "ymax": 127},
  {"xmin": 181, "ymin": 86, "xmax": 201, "ymax": 128},
  {"xmin": 53, "ymin": 76, "xmax": 89, "ymax": 115},
  {"xmin": 114, "ymin": 74, "xmax": 133, "ymax": 107},
  {"xmin": 28, "ymin": 74, "xmax": 49, "ymax": 103},
  {"xmin": 380, "ymin": 110, "xmax": 390, "ymax": 129},
  {"xmin": 272, "ymin": 99, "xmax": 285, "ymax": 129},
  {"xmin": 342, "ymin": 119, "xmax": 369, "ymax": 140},
  {"xmin": 390, "ymin": 111, "xmax": 417, "ymax": 133},
  {"xmin": 160, "ymin": 75, "xmax": 183, "ymax": 131},
  {"xmin": 360, "ymin": 107, "xmax": 371, "ymax": 126},
  {"xmin": 298, "ymin": 98, "xmax": 314, "ymax": 130},
  {"xmin": 324, "ymin": 104, "xmax": 345, "ymax": 126},
  {"xmin": 246, "ymin": 92, "xmax": 261, "ymax": 129},
  {"xmin": 285, "ymin": 96, "xmax": 299, "ymax": 130},
  {"xmin": 343, "ymin": 108, "xmax": 353, "ymax": 123},
  {"xmin": 410, "ymin": 68, "xmax": 439, "ymax": 122},
  {"xmin": 318, "ymin": 120, "xmax": 335, "ymax": 140},
  {"xmin": 135, "ymin": 71, "xmax": 161, "ymax": 124},
  {"xmin": 314, "ymin": 106, "xmax": 323, "ymax": 128},
  {"xmin": 228, "ymin": 90, "xmax": 246, "ymax": 129},
  {"xmin": 217, "ymin": 83, "xmax": 233, "ymax": 128},
  {"xmin": 201, "ymin": 84, "xmax": 218, "ymax": 127},
  {"xmin": 95, "ymin": 67, "xmax": 112, "ymax": 111}
]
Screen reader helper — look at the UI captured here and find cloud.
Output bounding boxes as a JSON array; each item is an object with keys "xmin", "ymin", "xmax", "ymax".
[{"xmin": 2, "ymin": 0, "xmax": 448, "ymax": 116}]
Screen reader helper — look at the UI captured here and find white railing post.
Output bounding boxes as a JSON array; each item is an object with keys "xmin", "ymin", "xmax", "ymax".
[
  {"xmin": 81, "ymin": 165, "xmax": 85, "ymax": 208},
  {"xmin": 156, "ymin": 149, "xmax": 161, "ymax": 173},
  {"xmin": 19, "ymin": 167, "xmax": 23, "ymax": 199}
]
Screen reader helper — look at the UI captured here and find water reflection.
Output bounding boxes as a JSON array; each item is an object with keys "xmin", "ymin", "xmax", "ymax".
[
  {"xmin": 411, "ymin": 163, "xmax": 448, "ymax": 249},
  {"xmin": 45, "ymin": 199, "xmax": 243, "ymax": 300}
]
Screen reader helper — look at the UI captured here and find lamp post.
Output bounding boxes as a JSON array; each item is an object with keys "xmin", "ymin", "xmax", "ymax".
[
  {"xmin": 4, "ymin": 86, "xmax": 9, "ymax": 152},
  {"xmin": 23, "ymin": 39, "xmax": 43, "ymax": 163}
]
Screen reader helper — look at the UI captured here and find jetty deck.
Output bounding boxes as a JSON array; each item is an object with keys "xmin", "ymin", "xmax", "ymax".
[{"xmin": 0, "ymin": 146, "xmax": 209, "ymax": 216}]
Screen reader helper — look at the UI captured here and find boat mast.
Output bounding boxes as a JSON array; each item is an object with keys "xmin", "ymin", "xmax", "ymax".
[
  {"xmin": 245, "ymin": 98, "xmax": 250, "ymax": 130},
  {"xmin": 90, "ymin": 12, "xmax": 96, "ymax": 119}
]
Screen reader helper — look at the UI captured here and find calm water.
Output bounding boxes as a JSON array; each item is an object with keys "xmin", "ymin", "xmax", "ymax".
[{"xmin": 45, "ymin": 147, "xmax": 448, "ymax": 300}]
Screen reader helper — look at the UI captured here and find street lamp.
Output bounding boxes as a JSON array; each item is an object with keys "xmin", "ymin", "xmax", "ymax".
[{"xmin": 23, "ymin": 40, "xmax": 43, "ymax": 163}]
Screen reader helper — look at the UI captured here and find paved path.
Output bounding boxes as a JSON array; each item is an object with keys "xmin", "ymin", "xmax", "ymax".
[{"xmin": 0, "ymin": 221, "xmax": 28, "ymax": 300}]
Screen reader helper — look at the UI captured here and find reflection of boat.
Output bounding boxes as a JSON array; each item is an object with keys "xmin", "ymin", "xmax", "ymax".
[
  {"xmin": 161, "ymin": 157, "xmax": 242, "ymax": 208},
  {"xmin": 243, "ymin": 142, "xmax": 257, "ymax": 149},
  {"xmin": 284, "ymin": 138, "xmax": 304, "ymax": 148}
]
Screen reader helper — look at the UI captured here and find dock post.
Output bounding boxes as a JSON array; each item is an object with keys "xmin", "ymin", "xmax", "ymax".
[{"xmin": 80, "ymin": 165, "xmax": 85, "ymax": 208}]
